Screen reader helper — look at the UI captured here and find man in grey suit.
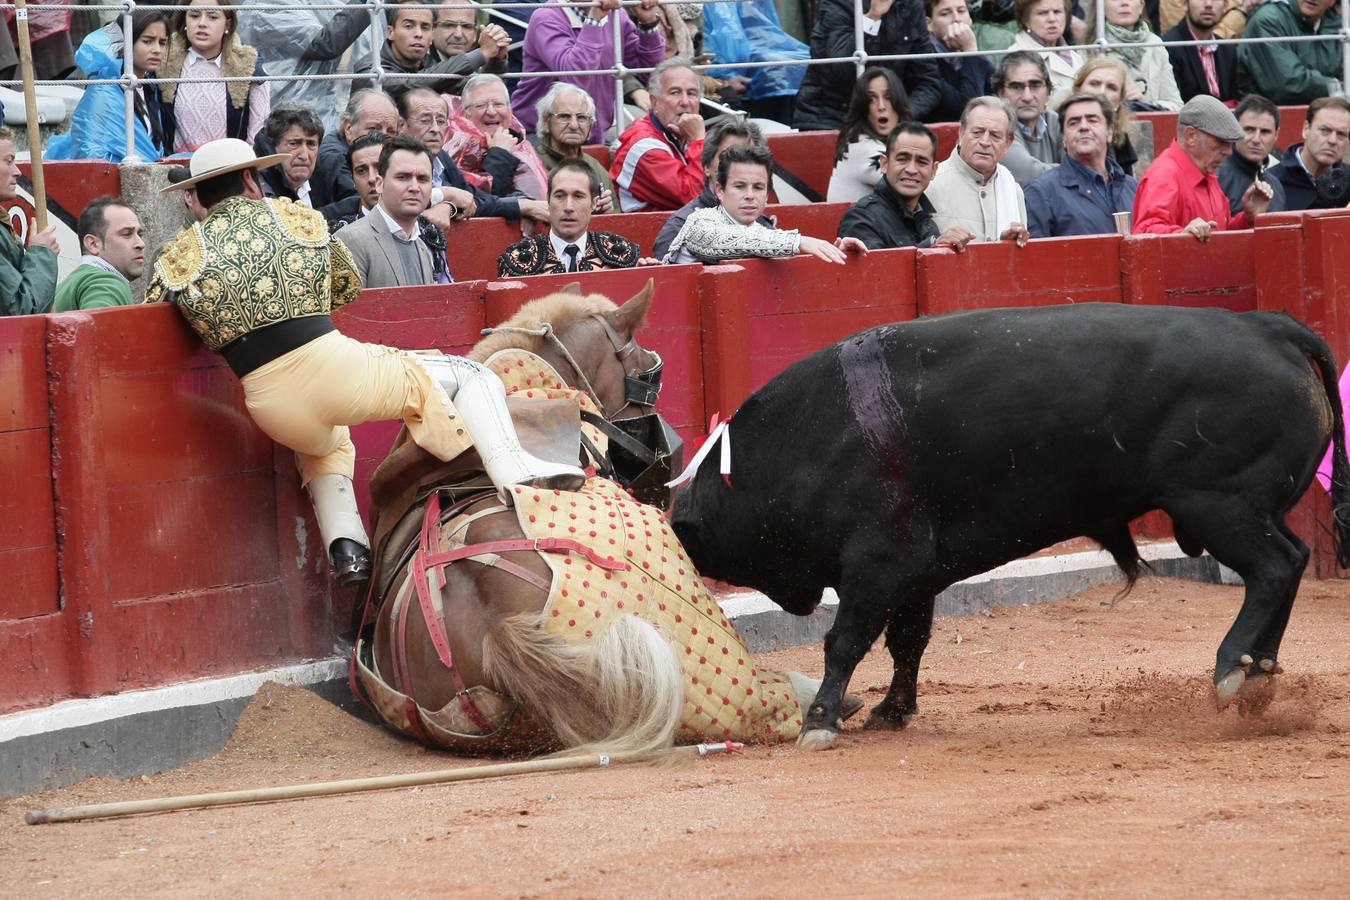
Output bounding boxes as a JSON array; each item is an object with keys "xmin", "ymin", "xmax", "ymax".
[{"xmin": 336, "ymin": 134, "xmax": 440, "ymax": 289}]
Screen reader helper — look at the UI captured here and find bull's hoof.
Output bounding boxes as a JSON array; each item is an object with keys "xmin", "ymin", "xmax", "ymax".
[
  {"xmin": 1215, "ymin": 654, "xmax": 1255, "ymax": 709},
  {"xmin": 862, "ymin": 707, "xmax": 913, "ymax": 731},
  {"xmin": 797, "ymin": 728, "xmax": 838, "ymax": 751},
  {"xmin": 840, "ymin": 693, "xmax": 865, "ymax": 722}
]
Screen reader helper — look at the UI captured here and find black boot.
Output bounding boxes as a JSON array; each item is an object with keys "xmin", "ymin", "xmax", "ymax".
[{"xmin": 330, "ymin": 538, "xmax": 371, "ymax": 586}]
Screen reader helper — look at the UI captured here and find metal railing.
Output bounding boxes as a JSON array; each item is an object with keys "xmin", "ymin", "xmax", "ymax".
[{"xmin": 0, "ymin": 0, "xmax": 1346, "ymax": 165}]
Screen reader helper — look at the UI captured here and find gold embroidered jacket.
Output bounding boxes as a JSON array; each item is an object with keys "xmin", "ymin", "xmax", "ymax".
[{"xmin": 146, "ymin": 196, "xmax": 363, "ymax": 351}]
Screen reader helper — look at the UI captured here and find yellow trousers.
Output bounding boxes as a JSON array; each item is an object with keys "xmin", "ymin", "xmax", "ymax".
[{"xmin": 241, "ymin": 331, "xmax": 473, "ymax": 485}]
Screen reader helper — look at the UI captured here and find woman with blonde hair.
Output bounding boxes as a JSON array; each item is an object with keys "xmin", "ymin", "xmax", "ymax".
[
  {"xmin": 1073, "ymin": 56, "xmax": 1140, "ymax": 174},
  {"xmin": 1010, "ymin": 0, "xmax": 1083, "ymax": 101},
  {"xmin": 158, "ymin": 0, "xmax": 270, "ymax": 152},
  {"xmin": 1081, "ymin": 0, "xmax": 1182, "ymax": 111}
]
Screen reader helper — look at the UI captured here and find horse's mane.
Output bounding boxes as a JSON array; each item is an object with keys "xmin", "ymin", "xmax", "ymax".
[{"xmin": 469, "ymin": 291, "xmax": 619, "ymax": 363}]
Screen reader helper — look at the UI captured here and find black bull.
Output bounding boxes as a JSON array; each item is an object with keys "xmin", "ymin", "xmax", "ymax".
[{"xmin": 671, "ymin": 304, "xmax": 1350, "ymax": 749}]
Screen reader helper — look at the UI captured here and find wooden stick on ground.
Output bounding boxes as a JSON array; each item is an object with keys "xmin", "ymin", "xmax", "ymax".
[
  {"xmin": 24, "ymin": 742, "xmax": 744, "ymax": 825},
  {"xmin": 13, "ymin": 0, "xmax": 47, "ymax": 230}
]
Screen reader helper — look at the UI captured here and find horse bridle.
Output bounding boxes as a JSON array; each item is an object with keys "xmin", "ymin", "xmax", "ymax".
[
  {"xmin": 480, "ymin": 315, "xmax": 677, "ymax": 503},
  {"xmin": 480, "ymin": 314, "xmax": 663, "ymax": 419}
]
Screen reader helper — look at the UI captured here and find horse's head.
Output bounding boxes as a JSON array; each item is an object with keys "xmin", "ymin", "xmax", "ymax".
[{"xmin": 473, "ymin": 279, "xmax": 681, "ymax": 505}]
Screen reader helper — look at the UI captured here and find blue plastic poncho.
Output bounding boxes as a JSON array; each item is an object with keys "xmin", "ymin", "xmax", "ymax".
[
  {"xmin": 46, "ymin": 24, "xmax": 163, "ymax": 163},
  {"xmin": 702, "ymin": 0, "xmax": 809, "ymax": 100}
]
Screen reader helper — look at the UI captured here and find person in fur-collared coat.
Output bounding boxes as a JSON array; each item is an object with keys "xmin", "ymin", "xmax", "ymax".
[{"xmin": 158, "ymin": 0, "xmax": 270, "ymax": 153}]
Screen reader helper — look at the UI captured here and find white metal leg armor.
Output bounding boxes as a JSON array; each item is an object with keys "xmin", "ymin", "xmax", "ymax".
[
  {"xmin": 419, "ymin": 355, "xmax": 585, "ymax": 502},
  {"xmin": 307, "ymin": 473, "xmax": 372, "ymax": 585}
]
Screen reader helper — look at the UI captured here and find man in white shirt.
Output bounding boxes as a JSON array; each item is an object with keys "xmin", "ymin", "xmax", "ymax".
[
  {"xmin": 925, "ymin": 96, "xmax": 1031, "ymax": 245},
  {"xmin": 336, "ymin": 134, "xmax": 440, "ymax": 288}
]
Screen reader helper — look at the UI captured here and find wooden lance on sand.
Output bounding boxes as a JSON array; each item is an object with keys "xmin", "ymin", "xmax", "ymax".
[
  {"xmin": 14, "ymin": 0, "xmax": 47, "ymax": 230},
  {"xmin": 24, "ymin": 742, "xmax": 745, "ymax": 825}
]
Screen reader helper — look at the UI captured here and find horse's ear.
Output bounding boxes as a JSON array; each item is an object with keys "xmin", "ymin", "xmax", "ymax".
[
  {"xmin": 609, "ymin": 278, "xmax": 654, "ymax": 335},
  {"xmin": 560, "ymin": 282, "xmax": 583, "ymax": 296}
]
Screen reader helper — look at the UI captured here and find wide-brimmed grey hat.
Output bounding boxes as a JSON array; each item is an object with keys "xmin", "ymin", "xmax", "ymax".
[{"xmin": 1177, "ymin": 95, "xmax": 1243, "ymax": 142}]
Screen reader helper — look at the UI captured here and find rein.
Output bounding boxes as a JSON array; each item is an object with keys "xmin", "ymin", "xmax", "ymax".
[{"xmin": 481, "ymin": 321, "xmax": 611, "ymax": 417}]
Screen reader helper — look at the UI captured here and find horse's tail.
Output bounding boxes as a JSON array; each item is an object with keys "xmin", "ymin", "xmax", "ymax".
[{"xmin": 481, "ymin": 612, "xmax": 684, "ymax": 757}]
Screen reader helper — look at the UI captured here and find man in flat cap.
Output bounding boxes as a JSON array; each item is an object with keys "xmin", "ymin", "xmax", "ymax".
[{"xmin": 1132, "ymin": 94, "xmax": 1273, "ymax": 240}]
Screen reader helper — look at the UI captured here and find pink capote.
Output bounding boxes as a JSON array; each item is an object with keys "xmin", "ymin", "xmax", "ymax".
[
  {"xmin": 442, "ymin": 94, "xmax": 550, "ymax": 200},
  {"xmin": 1315, "ymin": 363, "xmax": 1350, "ymax": 492}
]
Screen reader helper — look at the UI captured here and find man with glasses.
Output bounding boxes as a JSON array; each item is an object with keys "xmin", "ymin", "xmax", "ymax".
[
  {"xmin": 533, "ymin": 83, "xmax": 615, "ymax": 214},
  {"xmin": 1268, "ymin": 96, "xmax": 1350, "ymax": 210},
  {"xmin": 445, "ymin": 74, "xmax": 550, "ymax": 201},
  {"xmin": 993, "ymin": 52, "xmax": 1062, "ymax": 187},
  {"xmin": 399, "ymin": 86, "xmax": 550, "ymax": 225}
]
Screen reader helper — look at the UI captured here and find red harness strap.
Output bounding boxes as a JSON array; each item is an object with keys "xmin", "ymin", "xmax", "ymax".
[{"xmin": 393, "ymin": 488, "xmax": 636, "ymax": 737}]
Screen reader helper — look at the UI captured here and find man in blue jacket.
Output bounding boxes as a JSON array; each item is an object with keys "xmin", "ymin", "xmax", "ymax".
[{"xmin": 1025, "ymin": 94, "xmax": 1138, "ymax": 238}]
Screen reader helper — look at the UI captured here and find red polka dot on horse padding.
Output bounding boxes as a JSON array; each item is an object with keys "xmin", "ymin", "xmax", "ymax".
[
  {"xmin": 568, "ymin": 619, "xmax": 576, "ymax": 627},
  {"xmin": 593, "ymin": 610, "xmax": 601, "ymax": 619},
  {"xmin": 551, "ymin": 609, "xmax": 560, "ymax": 617}
]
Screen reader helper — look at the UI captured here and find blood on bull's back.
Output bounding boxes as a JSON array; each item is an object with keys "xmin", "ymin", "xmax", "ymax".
[{"xmin": 671, "ymin": 302, "xmax": 1350, "ymax": 750}]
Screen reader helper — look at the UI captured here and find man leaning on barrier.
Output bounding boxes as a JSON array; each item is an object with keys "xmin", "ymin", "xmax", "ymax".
[
  {"xmin": 1131, "ymin": 94, "xmax": 1271, "ymax": 241},
  {"xmin": 925, "ymin": 97, "xmax": 1031, "ymax": 246},
  {"xmin": 1024, "ymin": 93, "xmax": 1139, "ymax": 238},
  {"xmin": 53, "ymin": 198, "xmax": 147, "ymax": 312},
  {"xmin": 837, "ymin": 121, "xmax": 976, "ymax": 251},
  {"xmin": 146, "ymin": 138, "xmax": 584, "ymax": 586}
]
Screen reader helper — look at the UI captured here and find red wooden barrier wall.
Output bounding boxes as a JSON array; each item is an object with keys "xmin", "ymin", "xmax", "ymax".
[
  {"xmin": 699, "ymin": 249, "xmax": 920, "ymax": 415},
  {"xmin": 1120, "ymin": 231, "xmax": 1256, "ymax": 311},
  {"xmin": 918, "ymin": 234, "xmax": 1123, "ymax": 317}
]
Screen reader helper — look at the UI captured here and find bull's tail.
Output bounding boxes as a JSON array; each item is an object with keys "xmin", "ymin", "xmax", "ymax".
[
  {"xmin": 481, "ymin": 612, "xmax": 684, "ymax": 758},
  {"xmin": 1293, "ymin": 324, "xmax": 1350, "ymax": 568}
]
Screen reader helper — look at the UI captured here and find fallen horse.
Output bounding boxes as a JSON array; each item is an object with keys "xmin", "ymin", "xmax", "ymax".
[
  {"xmin": 351, "ymin": 283, "xmax": 837, "ymax": 756},
  {"xmin": 671, "ymin": 303, "xmax": 1350, "ymax": 750}
]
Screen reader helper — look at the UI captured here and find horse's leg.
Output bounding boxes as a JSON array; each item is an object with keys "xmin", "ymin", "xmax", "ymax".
[{"xmin": 865, "ymin": 592, "xmax": 936, "ymax": 730}]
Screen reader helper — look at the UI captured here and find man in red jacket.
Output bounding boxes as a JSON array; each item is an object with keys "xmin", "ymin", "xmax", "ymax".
[
  {"xmin": 610, "ymin": 57, "xmax": 706, "ymax": 212},
  {"xmin": 1132, "ymin": 94, "xmax": 1272, "ymax": 241}
]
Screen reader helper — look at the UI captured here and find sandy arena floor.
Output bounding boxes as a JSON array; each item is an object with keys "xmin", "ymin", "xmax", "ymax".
[{"xmin": 4, "ymin": 576, "xmax": 1349, "ymax": 898}]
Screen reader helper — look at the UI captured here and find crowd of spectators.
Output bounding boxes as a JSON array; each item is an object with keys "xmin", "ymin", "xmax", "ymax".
[{"xmin": 5, "ymin": 0, "xmax": 1350, "ymax": 317}]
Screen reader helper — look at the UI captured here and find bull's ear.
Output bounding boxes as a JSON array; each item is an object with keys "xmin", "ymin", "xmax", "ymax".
[
  {"xmin": 560, "ymin": 281, "xmax": 583, "ymax": 296},
  {"xmin": 610, "ymin": 278, "xmax": 654, "ymax": 335}
]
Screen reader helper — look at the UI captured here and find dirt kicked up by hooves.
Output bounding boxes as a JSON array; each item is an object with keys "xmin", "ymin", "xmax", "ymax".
[{"xmin": 1215, "ymin": 653, "xmax": 1284, "ymax": 713}]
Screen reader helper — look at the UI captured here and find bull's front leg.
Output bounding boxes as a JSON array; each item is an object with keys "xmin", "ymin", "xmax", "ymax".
[
  {"xmin": 865, "ymin": 594, "xmax": 935, "ymax": 730},
  {"xmin": 799, "ymin": 585, "xmax": 894, "ymax": 751}
]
